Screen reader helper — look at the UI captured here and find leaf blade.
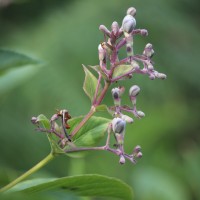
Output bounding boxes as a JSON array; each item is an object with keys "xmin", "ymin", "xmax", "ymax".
[
  {"xmin": 83, "ymin": 65, "xmax": 102, "ymax": 102},
  {"xmin": 69, "ymin": 116, "xmax": 110, "ymax": 147},
  {"xmin": 0, "ymin": 49, "xmax": 41, "ymax": 73},
  {"xmin": 9, "ymin": 174, "xmax": 134, "ymax": 200},
  {"xmin": 112, "ymin": 64, "xmax": 134, "ymax": 80}
]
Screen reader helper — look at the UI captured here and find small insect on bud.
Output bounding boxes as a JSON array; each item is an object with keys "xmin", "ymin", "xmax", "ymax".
[
  {"xmin": 112, "ymin": 118, "xmax": 126, "ymax": 134},
  {"xmin": 122, "ymin": 15, "xmax": 136, "ymax": 34},
  {"xmin": 137, "ymin": 111, "xmax": 145, "ymax": 118},
  {"xmin": 119, "ymin": 155, "xmax": 126, "ymax": 164},
  {"xmin": 121, "ymin": 114, "xmax": 134, "ymax": 123},
  {"xmin": 129, "ymin": 85, "xmax": 140, "ymax": 97},
  {"xmin": 127, "ymin": 7, "xmax": 136, "ymax": 16}
]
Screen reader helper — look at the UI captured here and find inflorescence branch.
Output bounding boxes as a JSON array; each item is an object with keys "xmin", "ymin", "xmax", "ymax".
[{"xmin": 32, "ymin": 7, "xmax": 166, "ymax": 165}]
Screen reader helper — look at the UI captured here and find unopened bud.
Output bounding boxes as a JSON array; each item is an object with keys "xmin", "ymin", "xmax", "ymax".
[
  {"xmin": 122, "ymin": 15, "xmax": 136, "ymax": 33},
  {"xmin": 133, "ymin": 145, "xmax": 141, "ymax": 153},
  {"xmin": 145, "ymin": 43, "xmax": 153, "ymax": 49},
  {"xmin": 129, "ymin": 85, "xmax": 140, "ymax": 97},
  {"xmin": 149, "ymin": 74, "xmax": 155, "ymax": 80},
  {"xmin": 50, "ymin": 114, "xmax": 59, "ymax": 122},
  {"xmin": 137, "ymin": 111, "xmax": 145, "ymax": 118},
  {"xmin": 119, "ymin": 155, "xmax": 126, "ymax": 164},
  {"xmin": 99, "ymin": 25, "xmax": 111, "ymax": 37},
  {"xmin": 31, "ymin": 117, "xmax": 38, "ymax": 125},
  {"xmin": 127, "ymin": 7, "xmax": 136, "ymax": 17},
  {"xmin": 98, "ymin": 44, "xmax": 105, "ymax": 61},
  {"xmin": 140, "ymin": 29, "xmax": 148, "ymax": 36},
  {"xmin": 155, "ymin": 73, "xmax": 167, "ymax": 80},
  {"xmin": 147, "ymin": 63, "xmax": 154, "ymax": 71},
  {"xmin": 111, "ymin": 21, "xmax": 119, "ymax": 36},
  {"xmin": 121, "ymin": 114, "xmax": 134, "ymax": 123},
  {"xmin": 131, "ymin": 60, "xmax": 139, "ymax": 69},
  {"xmin": 112, "ymin": 118, "xmax": 126, "ymax": 134},
  {"xmin": 112, "ymin": 88, "xmax": 120, "ymax": 99},
  {"xmin": 136, "ymin": 152, "xmax": 143, "ymax": 158},
  {"xmin": 111, "ymin": 87, "xmax": 124, "ymax": 106},
  {"xmin": 143, "ymin": 43, "xmax": 154, "ymax": 58}
]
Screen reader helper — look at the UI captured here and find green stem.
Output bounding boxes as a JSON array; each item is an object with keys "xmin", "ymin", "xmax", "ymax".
[
  {"xmin": 70, "ymin": 81, "xmax": 111, "ymax": 138},
  {"xmin": 0, "ymin": 153, "xmax": 55, "ymax": 193}
]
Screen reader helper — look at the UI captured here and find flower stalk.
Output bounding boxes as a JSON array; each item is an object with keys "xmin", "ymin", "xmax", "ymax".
[{"xmin": 0, "ymin": 153, "xmax": 55, "ymax": 193}]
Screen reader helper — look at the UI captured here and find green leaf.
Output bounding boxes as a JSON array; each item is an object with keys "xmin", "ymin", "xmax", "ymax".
[
  {"xmin": 0, "ymin": 49, "xmax": 40, "ymax": 74},
  {"xmin": 83, "ymin": 65, "xmax": 102, "ymax": 102},
  {"xmin": 69, "ymin": 116, "xmax": 110, "ymax": 147},
  {"xmin": 89, "ymin": 65, "xmax": 108, "ymax": 80},
  {"xmin": 35, "ymin": 115, "xmax": 110, "ymax": 156},
  {"xmin": 112, "ymin": 64, "xmax": 134, "ymax": 80},
  {"xmin": 65, "ymin": 116, "xmax": 110, "ymax": 158},
  {"xmin": 36, "ymin": 114, "xmax": 64, "ymax": 154},
  {"xmin": 0, "ymin": 50, "xmax": 42, "ymax": 95},
  {"xmin": 8, "ymin": 174, "xmax": 134, "ymax": 200},
  {"xmin": 96, "ymin": 104, "xmax": 108, "ymax": 112},
  {"xmin": 36, "ymin": 114, "xmax": 51, "ymax": 129}
]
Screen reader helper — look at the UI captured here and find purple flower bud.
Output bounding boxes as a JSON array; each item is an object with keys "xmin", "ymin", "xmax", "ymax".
[
  {"xmin": 155, "ymin": 73, "xmax": 167, "ymax": 80},
  {"xmin": 121, "ymin": 114, "xmax": 134, "ymax": 123},
  {"xmin": 111, "ymin": 87, "xmax": 124, "ymax": 106},
  {"xmin": 122, "ymin": 15, "xmax": 136, "ymax": 33},
  {"xmin": 127, "ymin": 7, "xmax": 136, "ymax": 17},
  {"xmin": 31, "ymin": 117, "xmax": 38, "ymax": 125},
  {"xmin": 134, "ymin": 145, "xmax": 141, "ymax": 153},
  {"xmin": 98, "ymin": 44, "xmax": 105, "ymax": 61},
  {"xmin": 143, "ymin": 43, "xmax": 154, "ymax": 58},
  {"xmin": 99, "ymin": 25, "xmax": 111, "ymax": 37},
  {"xmin": 50, "ymin": 114, "xmax": 59, "ymax": 122},
  {"xmin": 129, "ymin": 85, "xmax": 140, "ymax": 97},
  {"xmin": 147, "ymin": 63, "xmax": 154, "ymax": 71},
  {"xmin": 112, "ymin": 118, "xmax": 126, "ymax": 134},
  {"xmin": 111, "ymin": 21, "xmax": 119, "ymax": 36},
  {"xmin": 149, "ymin": 74, "xmax": 155, "ymax": 80},
  {"xmin": 136, "ymin": 152, "xmax": 143, "ymax": 158},
  {"xmin": 137, "ymin": 111, "xmax": 145, "ymax": 118},
  {"xmin": 141, "ymin": 29, "xmax": 148, "ymax": 36},
  {"xmin": 111, "ymin": 87, "xmax": 120, "ymax": 98},
  {"xmin": 145, "ymin": 43, "xmax": 153, "ymax": 49},
  {"xmin": 119, "ymin": 155, "xmax": 126, "ymax": 164}
]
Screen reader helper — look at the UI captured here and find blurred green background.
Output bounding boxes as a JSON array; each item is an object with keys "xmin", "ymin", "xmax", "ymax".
[{"xmin": 0, "ymin": 0, "xmax": 200, "ymax": 199}]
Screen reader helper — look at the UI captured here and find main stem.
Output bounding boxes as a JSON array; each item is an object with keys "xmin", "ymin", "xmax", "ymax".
[
  {"xmin": 0, "ymin": 153, "xmax": 55, "ymax": 193},
  {"xmin": 70, "ymin": 82, "xmax": 110, "ymax": 138}
]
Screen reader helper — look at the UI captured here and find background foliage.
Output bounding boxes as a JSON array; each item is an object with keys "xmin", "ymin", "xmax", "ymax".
[{"xmin": 0, "ymin": 0, "xmax": 200, "ymax": 199}]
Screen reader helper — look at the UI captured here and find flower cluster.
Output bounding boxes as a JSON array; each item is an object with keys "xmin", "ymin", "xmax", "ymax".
[
  {"xmin": 106, "ymin": 85, "xmax": 144, "ymax": 164},
  {"xmin": 97, "ymin": 7, "xmax": 166, "ymax": 84},
  {"xmin": 31, "ymin": 6, "xmax": 166, "ymax": 165}
]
